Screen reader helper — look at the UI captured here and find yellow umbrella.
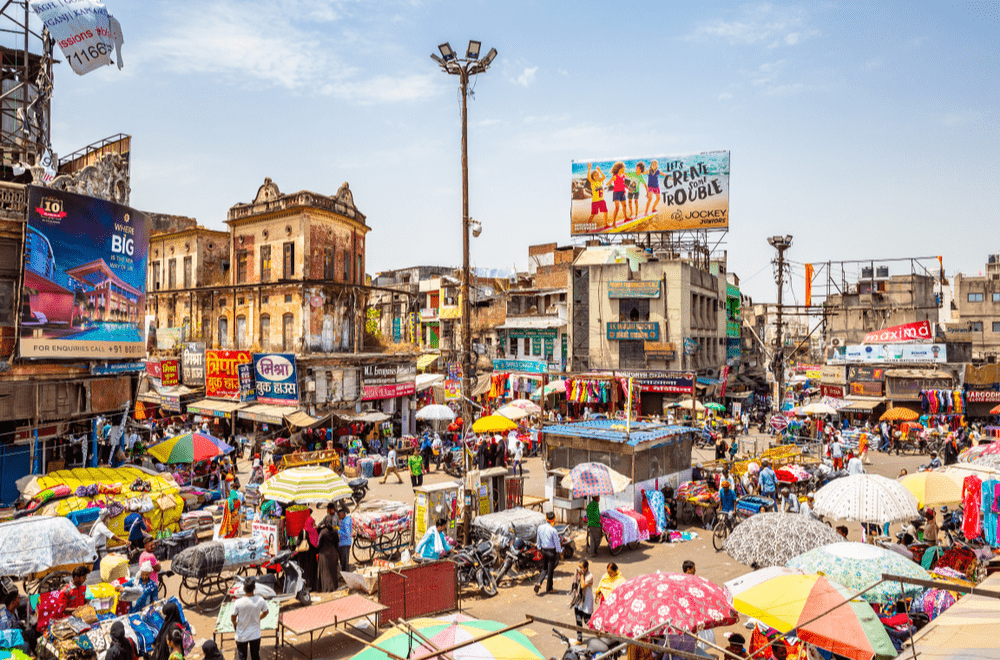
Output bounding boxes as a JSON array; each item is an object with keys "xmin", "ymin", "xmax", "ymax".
[
  {"xmin": 472, "ymin": 415, "xmax": 517, "ymax": 434},
  {"xmin": 898, "ymin": 471, "xmax": 963, "ymax": 508}
]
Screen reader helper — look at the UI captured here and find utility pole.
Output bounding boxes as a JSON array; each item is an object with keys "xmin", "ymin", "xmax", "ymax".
[{"xmin": 767, "ymin": 235, "xmax": 793, "ymax": 413}]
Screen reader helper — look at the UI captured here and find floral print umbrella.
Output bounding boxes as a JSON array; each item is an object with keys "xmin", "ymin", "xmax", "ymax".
[
  {"xmin": 588, "ymin": 572, "xmax": 738, "ymax": 637},
  {"xmin": 786, "ymin": 541, "xmax": 931, "ymax": 605},
  {"xmin": 562, "ymin": 463, "xmax": 631, "ymax": 499}
]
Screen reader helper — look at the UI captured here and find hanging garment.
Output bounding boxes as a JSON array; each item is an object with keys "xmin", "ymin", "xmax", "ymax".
[
  {"xmin": 962, "ymin": 475, "xmax": 983, "ymax": 541},
  {"xmin": 982, "ymin": 480, "xmax": 999, "ymax": 547}
]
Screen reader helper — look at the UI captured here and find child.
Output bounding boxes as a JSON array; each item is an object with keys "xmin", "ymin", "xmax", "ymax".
[
  {"xmin": 644, "ymin": 160, "xmax": 664, "ymax": 216},
  {"xmin": 608, "ymin": 161, "xmax": 627, "ymax": 226},
  {"xmin": 167, "ymin": 629, "xmax": 185, "ymax": 660},
  {"xmin": 626, "ymin": 162, "xmax": 646, "ymax": 219},
  {"xmin": 586, "ymin": 163, "xmax": 608, "ymax": 227}
]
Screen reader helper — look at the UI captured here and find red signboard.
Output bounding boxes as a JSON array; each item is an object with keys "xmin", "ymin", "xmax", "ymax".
[
  {"xmin": 362, "ymin": 382, "xmax": 416, "ymax": 401},
  {"xmin": 966, "ymin": 390, "xmax": 1000, "ymax": 403},
  {"xmin": 820, "ymin": 385, "xmax": 845, "ymax": 399},
  {"xmin": 850, "ymin": 381, "xmax": 884, "ymax": 397},
  {"xmin": 145, "ymin": 360, "xmax": 162, "ymax": 379},
  {"xmin": 205, "ymin": 350, "xmax": 253, "ymax": 399},
  {"xmin": 862, "ymin": 320, "xmax": 933, "ymax": 344},
  {"xmin": 160, "ymin": 359, "xmax": 179, "ymax": 387}
]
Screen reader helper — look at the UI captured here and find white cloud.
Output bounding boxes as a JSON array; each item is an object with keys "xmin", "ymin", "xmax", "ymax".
[
  {"xmin": 557, "ymin": 68, "xmax": 569, "ymax": 76},
  {"xmin": 688, "ymin": 4, "xmax": 819, "ymax": 47},
  {"xmin": 717, "ymin": 92, "xmax": 733, "ymax": 101},
  {"xmin": 516, "ymin": 66, "xmax": 539, "ymax": 87},
  {"xmin": 764, "ymin": 82, "xmax": 806, "ymax": 96},
  {"xmin": 132, "ymin": 0, "xmax": 436, "ymax": 103}
]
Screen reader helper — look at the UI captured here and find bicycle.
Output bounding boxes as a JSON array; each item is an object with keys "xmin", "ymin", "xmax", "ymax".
[{"xmin": 712, "ymin": 511, "xmax": 738, "ymax": 551}]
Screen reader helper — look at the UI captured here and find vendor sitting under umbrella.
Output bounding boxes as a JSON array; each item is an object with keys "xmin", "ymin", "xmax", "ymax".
[{"xmin": 117, "ymin": 562, "xmax": 158, "ymax": 612}]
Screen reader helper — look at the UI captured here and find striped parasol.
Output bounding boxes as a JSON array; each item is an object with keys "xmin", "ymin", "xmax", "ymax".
[
  {"xmin": 349, "ymin": 615, "xmax": 543, "ymax": 660},
  {"xmin": 147, "ymin": 432, "xmax": 232, "ymax": 464},
  {"xmin": 259, "ymin": 466, "xmax": 352, "ymax": 504}
]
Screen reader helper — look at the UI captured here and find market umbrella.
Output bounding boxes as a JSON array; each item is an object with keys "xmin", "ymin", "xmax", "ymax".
[
  {"xmin": 972, "ymin": 453, "xmax": 1000, "ymax": 470},
  {"xmin": 786, "ymin": 541, "xmax": 932, "ymax": 605},
  {"xmin": 415, "ymin": 404, "xmax": 456, "ymax": 421},
  {"xmin": 471, "ymin": 415, "xmax": 517, "ymax": 434},
  {"xmin": 879, "ymin": 407, "xmax": 920, "ymax": 422},
  {"xmin": 898, "ymin": 471, "xmax": 963, "ymax": 508},
  {"xmin": 800, "ymin": 402, "xmax": 840, "ymax": 416},
  {"xmin": 813, "ymin": 474, "xmax": 920, "ymax": 524},
  {"xmin": 723, "ymin": 513, "xmax": 843, "ymax": 568},
  {"xmin": 507, "ymin": 399, "xmax": 541, "ymax": 414},
  {"xmin": 588, "ymin": 572, "xmax": 738, "ymax": 637},
  {"xmin": 560, "ymin": 462, "xmax": 631, "ymax": 498},
  {"xmin": 775, "ymin": 465, "xmax": 811, "ymax": 483},
  {"xmin": 673, "ymin": 399, "xmax": 706, "ymax": 412},
  {"xmin": 146, "ymin": 431, "xmax": 232, "ymax": 464},
  {"xmin": 0, "ymin": 516, "xmax": 97, "ymax": 577},
  {"xmin": 495, "ymin": 405, "xmax": 529, "ymax": 421},
  {"xmin": 991, "ymin": 404, "xmax": 1000, "ymax": 415},
  {"xmin": 704, "ymin": 402, "xmax": 726, "ymax": 412},
  {"xmin": 724, "ymin": 568, "xmax": 895, "ymax": 660},
  {"xmin": 348, "ymin": 616, "xmax": 544, "ymax": 660},
  {"xmin": 531, "ymin": 380, "xmax": 567, "ymax": 400},
  {"xmin": 259, "ymin": 466, "xmax": 352, "ymax": 504}
]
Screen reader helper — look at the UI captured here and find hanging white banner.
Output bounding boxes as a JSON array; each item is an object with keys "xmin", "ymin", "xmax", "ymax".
[{"xmin": 30, "ymin": 0, "xmax": 116, "ymax": 75}]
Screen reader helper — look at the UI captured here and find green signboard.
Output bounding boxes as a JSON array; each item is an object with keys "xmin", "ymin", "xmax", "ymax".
[
  {"xmin": 608, "ymin": 280, "xmax": 661, "ymax": 298},
  {"xmin": 607, "ymin": 321, "xmax": 660, "ymax": 341}
]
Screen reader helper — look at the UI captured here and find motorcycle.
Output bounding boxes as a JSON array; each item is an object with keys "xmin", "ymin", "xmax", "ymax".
[
  {"xmin": 443, "ymin": 448, "xmax": 465, "ymax": 477},
  {"xmin": 551, "ymin": 628, "xmax": 615, "ymax": 660},
  {"xmin": 348, "ymin": 477, "xmax": 368, "ymax": 506},
  {"xmin": 450, "ymin": 540, "xmax": 498, "ymax": 597},
  {"xmin": 493, "ymin": 525, "xmax": 577, "ymax": 586},
  {"xmin": 228, "ymin": 550, "xmax": 311, "ymax": 606}
]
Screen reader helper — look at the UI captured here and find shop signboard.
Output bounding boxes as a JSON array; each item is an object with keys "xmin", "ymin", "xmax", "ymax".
[
  {"xmin": 160, "ymin": 359, "xmax": 179, "ymax": 387},
  {"xmin": 205, "ymin": 350, "xmax": 252, "ymax": 399},
  {"xmin": 848, "ymin": 365, "xmax": 885, "ymax": 382},
  {"xmin": 607, "ymin": 322, "xmax": 659, "ymax": 341},
  {"xmin": 237, "ymin": 363, "xmax": 257, "ymax": 403},
  {"xmin": 444, "ymin": 379, "xmax": 460, "ymax": 400},
  {"xmin": 570, "ymin": 151, "xmax": 730, "ymax": 235},
  {"xmin": 21, "ymin": 186, "xmax": 150, "ymax": 359},
  {"xmin": 91, "ymin": 362, "xmax": 143, "ymax": 375},
  {"xmin": 645, "ymin": 342, "xmax": 676, "ymax": 360},
  {"xmin": 156, "ymin": 327, "xmax": 185, "ymax": 350},
  {"xmin": 504, "ymin": 328, "xmax": 558, "ymax": 339},
  {"xmin": 392, "ymin": 317, "xmax": 402, "ymax": 343},
  {"xmin": 252, "ymin": 353, "xmax": 299, "ymax": 405},
  {"xmin": 493, "ymin": 359, "xmax": 548, "ymax": 374},
  {"xmin": 607, "ymin": 281, "xmax": 661, "ymax": 298},
  {"xmin": 887, "ymin": 376, "xmax": 952, "ymax": 401},
  {"xmin": 145, "ymin": 360, "xmax": 162, "ymax": 380},
  {"xmin": 849, "ymin": 381, "xmax": 884, "ymax": 397},
  {"xmin": 610, "ymin": 370, "xmax": 694, "ymax": 394},
  {"xmin": 964, "ymin": 390, "xmax": 1000, "ymax": 403},
  {"xmin": 362, "ymin": 362, "xmax": 416, "ymax": 401},
  {"xmin": 251, "ymin": 521, "xmax": 279, "ymax": 555},
  {"xmin": 820, "ymin": 384, "xmax": 845, "ymax": 399},
  {"xmin": 181, "ymin": 342, "xmax": 205, "ymax": 385},
  {"xmin": 161, "ymin": 394, "xmax": 181, "ymax": 413},
  {"xmin": 862, "ymin": 320, "xmax": 933, "ymax": 344},
  {"xmin": 831, "ymin": 344, "xmax": 947, "ymax": 364},
  {"xmin": 820, "ymin": 365, "xmax": 846, "ymax": 384}
]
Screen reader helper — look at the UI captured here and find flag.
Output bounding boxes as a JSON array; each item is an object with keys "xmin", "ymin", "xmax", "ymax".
[{"xmin": 805, "ymin": 263, "xmax": 814, "ymax": 307}]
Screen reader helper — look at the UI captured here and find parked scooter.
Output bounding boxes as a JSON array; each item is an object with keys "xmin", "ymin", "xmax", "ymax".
[
  {"xmin": 228, "ymin": 550, "xmax": 311, "ymax": 606},
  {"xmin": 348, "ymin": 477, "xmax": 368, "ymax": 506},
  {"xmin": 551, "ymin": 628, "xmax": 614, "ymax": 660},
  {"xmin": 450, "ymin": 540, "xmax": 498, "ymax": 597}
]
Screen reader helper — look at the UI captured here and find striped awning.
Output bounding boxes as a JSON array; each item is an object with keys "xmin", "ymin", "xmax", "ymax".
[{"xmin": 259, "ymin": 466, "xmax": 352, "ymax": 504}]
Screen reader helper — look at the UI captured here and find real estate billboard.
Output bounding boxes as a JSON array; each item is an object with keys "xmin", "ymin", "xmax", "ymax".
[
  {"xmin": 21, "ymin": 186, "xmax": 150, "ymax": 359},
  {"xmin": 570, "ymin": 151, "xmax": 729, "ymax": 235}
]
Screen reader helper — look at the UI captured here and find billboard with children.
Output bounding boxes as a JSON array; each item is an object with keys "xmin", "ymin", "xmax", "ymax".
[{"xmin": 570, "ymin": 151, "xmax": 730, "ymax": 235}]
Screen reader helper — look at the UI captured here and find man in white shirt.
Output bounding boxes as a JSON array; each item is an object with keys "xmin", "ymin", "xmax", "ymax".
[
  {"xmin": 89, "ymin": 509, "xmax": 126, "ymax": 569},
  {"xmin": 800, "ymin": 493, "xmax": 816, "ymax": 519},
  {"xmin": 231, "ymin": 578, "xmax": 269, "ymax": 660},
  {"xmin": 512, "ymin": 441, "xmax": 524, "ymax": 477},
  {"xmin": 847, "ymin": 452, "xmax": 865, "ymax": 476},
  {"xmin": 381, "ymin": 446, "xmax": 402, "ymax": 484}
]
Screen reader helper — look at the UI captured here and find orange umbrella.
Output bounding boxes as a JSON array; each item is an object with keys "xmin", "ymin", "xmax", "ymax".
[
  {"xmin": 990, "ymin": 404, "xmax": 1000, "ymax": 415},
  {"xmin": 880, "ymin": 407, "xmax": 920, "ymax": 422}
]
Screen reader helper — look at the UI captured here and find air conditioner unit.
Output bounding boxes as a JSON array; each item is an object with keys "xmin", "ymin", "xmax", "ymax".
[
  {"xmin": 705, "ymin": 367, "xmax": 719, "ymax": 378},
  {"xmin": 831, "ymin": 337, "xmax": 844, "ymax": 347}
]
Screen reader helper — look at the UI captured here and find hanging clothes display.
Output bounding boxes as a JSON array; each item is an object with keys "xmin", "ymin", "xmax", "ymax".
[
  {"xmin": 567, "ymin": 378, "xmax": 612, "ymax": 404},
  {"xmin": 921, "ymin": 390, "xmax": 966, "ymax": 415},
  {"xmin": 982, "ymin": 479, "xmax": 999, "ymax": 547},
  {"xmin": 962, "ymin": 475, "xmax": 983, "ymax": 541}
]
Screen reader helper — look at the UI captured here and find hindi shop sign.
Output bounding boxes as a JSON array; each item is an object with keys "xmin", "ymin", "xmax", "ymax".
[
  {"xmin": 160, "ymin": 359, "xmax": 179, "ymax": 387},
  {"xmin": 362, "ymin": 362, "xmax": 416, "ymax": 401},
  {"xmin": 205, "ymin": 350, "xmax": 252, "ymax": 399},
  {"xmin": 607, "ymin": 281, "xmax": 661, "ymax": 298},
  {"xmin": 181, "ymin": 342, "xmax": 205, "ymax": 386},
  {"xmin": 252, "ymin": 353, "xmax": 299, "ymax": 405},
  {"xmin": 862, "ymin": 320, "xmax": 933, "ymax": 344},
  {"xmin": 607, "ymin": 321, "xmax": 660, "ymax": 341}
]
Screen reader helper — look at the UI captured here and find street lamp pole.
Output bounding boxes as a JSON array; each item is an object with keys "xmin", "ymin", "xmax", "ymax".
[
  {"xmin": 767, "ymin": 235, "xmax": 793, "ymax": 414},
  {"xmin": 432, "ymin": 41, "xmax": 498, "ymax": 473}
]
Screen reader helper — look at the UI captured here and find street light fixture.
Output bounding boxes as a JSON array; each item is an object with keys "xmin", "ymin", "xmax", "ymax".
[{"xmin": 431, "ymin": 40, "xmax": 497, "ymax": 485}]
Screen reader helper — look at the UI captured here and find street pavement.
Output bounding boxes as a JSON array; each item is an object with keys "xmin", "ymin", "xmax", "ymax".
[{"xmin": 172, "ymin": 432, "xmax": 929, "ymax": 660}]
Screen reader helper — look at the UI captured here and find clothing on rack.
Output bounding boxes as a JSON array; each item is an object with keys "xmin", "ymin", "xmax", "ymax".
[{"xmin": 962, "ymin": 475, "xmax": 982, "ymax": 541}]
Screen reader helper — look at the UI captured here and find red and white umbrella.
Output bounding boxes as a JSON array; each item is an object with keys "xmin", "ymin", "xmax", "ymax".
[
  {"xmin": 589, "ymin": 572, "xmax": 738, "ymax": 637},
  {"xmin": 506, "ymin": 399, "xmax": 541, "ymax": 414},
  {"xmin": 776, "ymin": 465, "xmax": 811, "ymax": 483}
]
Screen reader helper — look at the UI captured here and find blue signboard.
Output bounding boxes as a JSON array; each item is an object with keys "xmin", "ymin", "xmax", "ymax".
[
  {"xmin": 91, "ymin": 361, "xmax": 145, "ymax": 375},
  {"xmin": 493, "ymin": 359, "xmax": 549, "ymax": 374},
  {"xmin": 252, "ymin": 353, "xmax": 299, "ymax": 405}
]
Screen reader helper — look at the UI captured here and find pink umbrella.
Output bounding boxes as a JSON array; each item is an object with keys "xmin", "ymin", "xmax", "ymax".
[
  {"xmin": 589, "ymin": 572, "xmax": 738, "ymax": 637},
  {"xmin": 776, "ymin": 465, "xmax": 811, "ymax": 483}
]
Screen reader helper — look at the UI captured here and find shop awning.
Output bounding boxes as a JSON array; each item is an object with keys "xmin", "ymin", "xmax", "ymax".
[
  {"xmin": 329, "ymin": 409, "xmax": 391, "ymax": 423},
  {"xmin": 417, "ymin": 354, "xmax": 440, "ymax": 371},
  {"xmin": 239, "ymin": 404, "xmax": 295, "ymax": 424},
  {"xmin": 416, "ymin": 373, "xmax": 444, "ymax": 392},
  {"xmin": 285, "ymin": 410, "xmax": 320, "ymax": 428},
  {"xmin": 186, "ymin": 399, "xmax": 246, "ymax": 419},
  {"xmin": 838, "ymin": 397, "xmax": 887, "ymax": 413},
  {"xmin": 473, "ymin": 375, "xmax": 491, "ymax": 397},
  {"xmin": 885, "ymin": 368, "xmax": 953, "ymax": 380}
]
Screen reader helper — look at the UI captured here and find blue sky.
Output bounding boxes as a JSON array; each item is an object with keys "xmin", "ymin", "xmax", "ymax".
[{"xmin": 41, "ymin": 0, "xmax": 998, "ymax": 303}]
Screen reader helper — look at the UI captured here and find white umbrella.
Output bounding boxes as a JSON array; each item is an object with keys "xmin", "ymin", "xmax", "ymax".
[
  {"xmin": 415, "ymin": 404, "xmax": 456, "ymax": 421},
  {"xmin": 507, "ymin": 399, "xmax": 541, "ymax": 414},
  {"xmin": 799, "ymin": 402, "xmax": 839, "ymax": 416},
  {"xmin": 496, "ymin": 405, "xmax": 529, "ymax": 421},
  {"xmin": 673, "ymin": 399, "xmax": 706, "ymax": 411},
  {"xmin": 813, "ymin": 474, "xmax": 919, "ymax": 524}
]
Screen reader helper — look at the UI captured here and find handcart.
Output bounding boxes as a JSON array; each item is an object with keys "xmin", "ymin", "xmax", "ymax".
[
  {"xmin": 350, "ymin": 500, "xmax": 413, "ymax": 563},
  {"xmin": 171, "ymin": 536, "xmax": 270, "ymax": 613}
]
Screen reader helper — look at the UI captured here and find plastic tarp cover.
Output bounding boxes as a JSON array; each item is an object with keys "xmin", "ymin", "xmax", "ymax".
[
  {"xmin": 172, "ymin": 542, "xmax": 225, "ymax": 578},
  {"xmin": 471, "ymin": 508, "xmax": 547, "ymax": 543},
  {"xmin": 0, "ymin": 516, "xmax": 97, "ymax": 577}
]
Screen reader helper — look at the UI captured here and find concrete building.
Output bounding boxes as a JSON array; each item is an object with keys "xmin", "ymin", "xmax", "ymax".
[
  {"xmin": 947, "ymin": 253, "xmax": 1000, "ymax": 362},
  {"xmin": 823, "ymin": 272, "xmax": 940, "ymax": 347}
]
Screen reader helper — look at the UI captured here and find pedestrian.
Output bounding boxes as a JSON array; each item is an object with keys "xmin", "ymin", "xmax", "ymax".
[
  {"xmin": 167, "ymin": 629, "xmax": 185, "ymax": 660},
  {"xmin": 594, "ymin": 563, "xmax": 624, "ymax": 607},
  {"xmin": 297, "ymin": 516, "xmax": 319, "ymax": 592},
  {"xmin": 139, "ymin": 536, "xmax": 162, "ymax": 584},
  {"xmin": 586, "ymin": 496, "xmax": 602, "ymax": 556},
  {"xmin": 415, "ymin": 517, "xmax": 452, "ymax": 560},
  {"xmin": 724, "ymin": 633, "xmax": 747, "ymax": 658},
  {"xmin": 317, "ymin": 503, "xmax": 341, "ymax": 591},
  {"xmin": 569, "ymin": 560, "xmax": 594, "ymax": 642},
  {"xmin": 336, "ymin": 506, "xmax": 352, "ymax": 573},
  {"xmin": 757, "ymin": 460, "xmax": 777, "ymax": 500},
  {"xmin": 150, "ymin": 601, "xmax": 186, "ymax": 660},
  {"xmin": 923, "ymin": 509, "xmax": 939, "ymax": 545},
  {"xmin": 533, "ymin": 511, "xmax": 562, "ymax": 595},
  {"xmin": 408, "ymin": 451, "xmax": 423, "ymax": 488},
  {"xmin": 106, "ymin": 621, "xmax": 138, "ymax": 660},
  {"xmin": 682, "ymin": 560, "xmax": 696, "ymax": 575},
  {"xmin": 200, "ymin": 640, "xmax": 224, "ymax": 660},
  {"xmin": 123, "ymin": 511, "xmax": 150, "ymax": 558},
  {"xmin": 512, "ymin": 440, "xmax": 523, "ymax": 477},
  {"xmin": 118, "ymin": 562, "xmax": 157, "ymax": 613},
  {"xmin": 432, "ymin": 433, "xmax": 443, "ymax": 471},
  {"xmin": 830, "ymin": 435, "xmax": 844, "ymax": 470},
  {"xmin": 90, "ymin": 508, "xmax": 126, "ymax": 569},
  {"xmin": 231, "ymin": 578, "xmax": 269, "ymax": 660},
  {"xmin": 847, "ymin": 451, "xmax": 865, "ymax": 476},
  {"xmin": 778, "ymin": 487, "xmax": 799, "ymax": 513},
  {"xmin": 800, "ymin": 492, "xmax": 816, "ymax": 519},
  {"xmin": 382, "ymin": 445, "xmax": 402, "ymax": 484},
  {"xmin": 420, "ymin": 432, "xmax": 433, "ymax": 472}
]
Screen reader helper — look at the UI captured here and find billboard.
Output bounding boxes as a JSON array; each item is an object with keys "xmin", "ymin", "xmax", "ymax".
[
  {"xmin": 862, "ymin": 321, "xmax": 933, "ymax": 344},
  {"xmin": 362, "ymin": 362, "xmax": 416, "ymax": 401},
  {"xmin": 180, "ymin": 342, "xmax": 205, "ymax": 386},
  {"xmin": 205, "ymin": 350, "xmax": 252, "ymax": 399},
  {"xmin": 21, "ymin": 186, "xmax": 149, "ymax": 359},
  {"xmin": 570, "ymin": 151, "xmax": 729, "ymax": 235},
  {"xmin": 252, "ymin": 353, "xmax": 299, "ymax": 405},
  {"xmin": 30, "ymin": 0, "xmax": 123, "ymax": 75},
  {"xmin": 831, "ymin": 344, "xmax": 947, "ymax": 365}
]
